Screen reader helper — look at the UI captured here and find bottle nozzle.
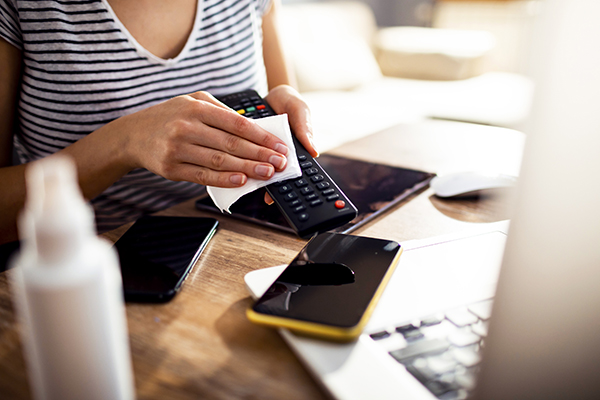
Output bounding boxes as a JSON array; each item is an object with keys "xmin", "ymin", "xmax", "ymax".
[{"xmin": 20, "ymin": 156, "xmax": 95, "ymax": 266}]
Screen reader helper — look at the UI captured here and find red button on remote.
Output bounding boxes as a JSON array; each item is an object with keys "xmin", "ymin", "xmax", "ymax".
[{"xmin": 334, "ymin": 200, "xmax": 346, "ymax": 209}]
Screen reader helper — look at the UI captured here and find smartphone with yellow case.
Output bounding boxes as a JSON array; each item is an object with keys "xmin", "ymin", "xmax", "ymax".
[{"xmin": 247, "ymin": 232, "xmax": 402, "ymax": 342}]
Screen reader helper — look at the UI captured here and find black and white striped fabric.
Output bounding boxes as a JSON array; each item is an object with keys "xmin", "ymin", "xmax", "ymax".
[{"xmin": 0, "ymin": 0, "xmax": 272, "ymax": 232}]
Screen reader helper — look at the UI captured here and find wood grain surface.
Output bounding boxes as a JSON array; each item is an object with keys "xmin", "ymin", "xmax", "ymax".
[{"xmin": 0, "ymin": 120, "xmax": 525, "ymax": 399}]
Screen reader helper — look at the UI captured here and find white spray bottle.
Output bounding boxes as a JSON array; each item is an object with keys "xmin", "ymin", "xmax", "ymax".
[{"xmin": 10, "ymin": 156, "xmax": 135, "ymax": 400}]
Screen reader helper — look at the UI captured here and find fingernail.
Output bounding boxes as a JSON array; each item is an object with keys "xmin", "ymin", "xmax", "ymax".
[
  {"xmin": 309, "ymin": 136, "xmax": 319, "ymax": 157},
  {"xmin": 255, "ymin": 164, "xmax": 274, "ymax": 178},
  {"xmin": 269, "ymin": 154, "xmax": 287, "ymax": 170},
  {"xmin": 274, "ymin": 143, "xmax": 289, "ymax": 155},
  {"xmin": 230, "ymin": 174, "xmax": 246, "ymax": 185}
]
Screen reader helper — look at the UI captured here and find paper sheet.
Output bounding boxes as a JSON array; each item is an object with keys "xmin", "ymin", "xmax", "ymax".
[{"xmin": 206, "ymin": 114, "xmax": 301, "ymax": 213}]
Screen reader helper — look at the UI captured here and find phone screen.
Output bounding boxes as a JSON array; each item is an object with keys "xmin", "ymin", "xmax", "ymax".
[
  {"xmin": 251, "ymin": 233, "xmax": 401, "ymax": 331},
  {"xmin": 114, "ymin": 216, "xmax": 218, "ymax": 302}
]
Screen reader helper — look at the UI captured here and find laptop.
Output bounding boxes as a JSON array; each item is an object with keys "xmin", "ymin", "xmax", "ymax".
[{"xmin": 244, "ymin": 0, "xmax": 600, "ymax": 399}]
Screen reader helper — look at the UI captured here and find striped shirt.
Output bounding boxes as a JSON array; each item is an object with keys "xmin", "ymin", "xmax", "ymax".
[{"xmin": 0, "ymin": 0, "xmax": 272, "ymax": 232}]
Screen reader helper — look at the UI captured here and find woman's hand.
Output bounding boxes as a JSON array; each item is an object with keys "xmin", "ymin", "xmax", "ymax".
[
  {"xmin": 264, "ymin": 85, "xmax": 318, "ymax": 158},
  {"xmin": 120, "ymin": 91, "xmax": 290, "ymax": 188},
  {"xmin": 263, "ymin": 85, "xmax": 317, "ymax": 204}
]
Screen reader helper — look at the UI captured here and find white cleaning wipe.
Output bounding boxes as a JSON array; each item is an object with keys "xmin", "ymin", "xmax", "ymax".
[{"xmin": 206, "ymin": 114, "xmax": 301, "ymax": 213}]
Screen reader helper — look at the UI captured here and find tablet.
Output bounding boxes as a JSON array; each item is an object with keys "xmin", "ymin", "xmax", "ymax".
[{"xmin": 195, "ymin": 154, "xmax": 435, "ymax": 235}]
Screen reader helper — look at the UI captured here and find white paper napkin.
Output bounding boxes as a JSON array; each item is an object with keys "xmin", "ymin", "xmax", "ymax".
[{"xmin": 206, "ymin": 114, "xmax": 301, "ymax": 213}]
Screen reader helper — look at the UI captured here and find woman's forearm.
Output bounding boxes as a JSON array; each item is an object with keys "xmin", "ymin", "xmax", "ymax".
[
  {"xmin": 262, "ymin": 0, "xmax": 297, "ymax": 90},
  {"xmin": 0, "ymin": 123, "xmax": 133, "ymax": 244}
]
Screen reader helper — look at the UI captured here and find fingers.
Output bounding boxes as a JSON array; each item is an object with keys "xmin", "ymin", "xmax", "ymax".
[
  {"xmin": 264, "ymin": 85, "xmax": 318, "ymax": 157},
  {"xmin": 187, "ymin": 90, "xmax": 231, "ymax": 111},
  {"xmin": 170, "ymin": 163, "xmax": 248, "ymax": 188},
  {"xmin": 188, "ymin": 91, "xmax": 290, "ymax": 155},
  {"xmin": 176, "ymin": 142, "xmax": 285, "ymax": 181},
  {"xmin": 264, "ymin": 192, "xmax": 274, "ymax": 205},
  {"xmin": 184, "ymin": 92, "xmax": 293, "ymax": 170},
  {"xmin": 185, "ymin": 121, "xmax": 288, "ymax": 172},
  {"xmin": 205, "ymin": 107, "xmax": 289, "ymax": 155},
  {"xmin": 288, "ymin": 104, "xmax": 317, "ymax": 157}
]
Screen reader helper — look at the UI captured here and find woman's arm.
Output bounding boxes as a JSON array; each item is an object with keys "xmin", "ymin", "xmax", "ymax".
[
  {"xmin": 61, "ymin": 91, "xmax": 291, "ymax": 197},
  {"xmin": 0, "ymin": 38, "xmax": 20, "ymax": 166},
  {"xmin": 0, "ymin": 38, "xmax": 27, "ymax": 243},
  {"xmin": 261, "ymin": 0, "xmax": 296, "ymax": 91},
  {"xmin": 261, "ymin": 0, "xmax": 318, "ymax": 158},
  {"xmin": 0, "ymin": 37, "xmax": 292, "ymax": 244}
]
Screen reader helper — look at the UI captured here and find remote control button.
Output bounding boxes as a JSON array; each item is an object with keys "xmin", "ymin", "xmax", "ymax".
[
  {"xmin": 305, "ymin": 167, "xmax": 319, "ymax": 176},
  {"xmin": 322, "ymin": 188, "xmax": 335, "ymax": 195},
  {"xmin": 300, "ymin": 161, "xmax": 313, "ymax": 169},
  {"xmin": 237, "ymin": 109, "xmax": 245, "ymax": 115},
  {"xmin": 316, "ymin": 182, "xmax": 330, "ymax": 190},
  {"xmin": 310, "ymin": 199, "xmax": 323, "ymax": 207},
  {"xmin": 305, "ymin": 193, "xmax": 318, "ymax": 201},
  {"xmin": 284, "ymin": 192, "xmax": 298, "ymax": 201},
  {"xmin": 335, "ymin": 200, "xmax": 346, "ymax": 209},
  {"xmin": 300, "ymin": 186, "xmax": 314, "ymax": 195},
  {"xmin": 293, "ymin": 205, "xmax": 306, "ymax": 213},
  {"xmin": 298, "ymin": 155, "xmax": 307, "ymax": 161},
  {"xmin": 278, "ymin": 185, "xmax": 292, "ymax": 194},
  {"xmin": 290, "ymin": 199, "xmax": 302, "ymax": 207},
  {"xmin": 295, "ymin": 179, "xmax": 308, "ymax": 188},
  {"xmin": 246, "ymin": 106, "xmax": 256, "ymax": 112},
  {"xmin": 298, "ymin": 213, "xmax": 309, "ymax": 222},
  {"xmin": 257, "ymin": 105, "xmax": 266, "ymax": 110},
  {"xmin": 310, "ymin": 174, "xmax": 324, "ymax": 183},
  {"xmin": 327, "ymin": 194, "xmax": 340, "ymax": 201}
]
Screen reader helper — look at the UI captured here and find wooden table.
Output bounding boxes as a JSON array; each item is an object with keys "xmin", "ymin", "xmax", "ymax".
[{"xmin": 0, "ymin": 120, "xmax": 525, "ymax": 399}]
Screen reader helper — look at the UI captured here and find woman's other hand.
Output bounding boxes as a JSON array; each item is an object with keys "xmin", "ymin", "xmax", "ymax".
[
  {"xmin": 263, "ymin": 85, "xmax": 317, "ymax": 205},
  {"xmin": 264, "ymin": 85, "xmax": 317, "ymax": 158}
]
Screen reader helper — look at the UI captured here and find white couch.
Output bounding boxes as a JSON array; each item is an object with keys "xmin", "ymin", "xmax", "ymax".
[{"xmin": 279, "ymin": 1, "xmax": 534, "ymax": 152}]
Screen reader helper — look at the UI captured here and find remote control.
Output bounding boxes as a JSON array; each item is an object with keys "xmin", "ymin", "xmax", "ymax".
[{"xmin": 217, "ymin": 90, "xmax": 358, "ymax": 238}]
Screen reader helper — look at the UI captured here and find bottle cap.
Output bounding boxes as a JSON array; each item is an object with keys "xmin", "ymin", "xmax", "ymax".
[{"xmin": 20, "ymin": 156, "xmax": 95, "ymax": 266}]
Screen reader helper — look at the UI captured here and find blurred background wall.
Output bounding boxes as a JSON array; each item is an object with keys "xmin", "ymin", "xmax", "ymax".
[
  {"xmin": 282, "ymin": 0, "xmax": 436, "ymax": 27},
  {"xmin": 277, "ymin": 0, "xmax": 539, "ymax": 150},
  {"xmin": 281, "ymin": 0, "xmax": 541, "ymax": 74}
]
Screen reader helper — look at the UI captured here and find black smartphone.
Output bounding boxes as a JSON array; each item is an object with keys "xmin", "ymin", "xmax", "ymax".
[
  {"xmin": 114, "ymin": 216, "xmax": 218, "ymax": 302},
  {"xmin": 247, "ymin": 232, "xmax": 402, "ymax": 341}
]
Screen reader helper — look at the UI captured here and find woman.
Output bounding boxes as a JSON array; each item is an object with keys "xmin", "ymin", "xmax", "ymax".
[{"xmin": 0, "ymin": 0, "xmax": 317, "ymax": 243}]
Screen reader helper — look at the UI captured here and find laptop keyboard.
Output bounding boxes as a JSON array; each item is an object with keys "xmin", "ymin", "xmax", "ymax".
[{"xmin": 369, "ymin": 299, "xmax": 493, "ymax": 400}]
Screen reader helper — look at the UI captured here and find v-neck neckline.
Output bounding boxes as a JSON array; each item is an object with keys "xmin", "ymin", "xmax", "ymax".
[{"xmin": 101, "ymin": 0, "xmax": 203, "ymax": 66}]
